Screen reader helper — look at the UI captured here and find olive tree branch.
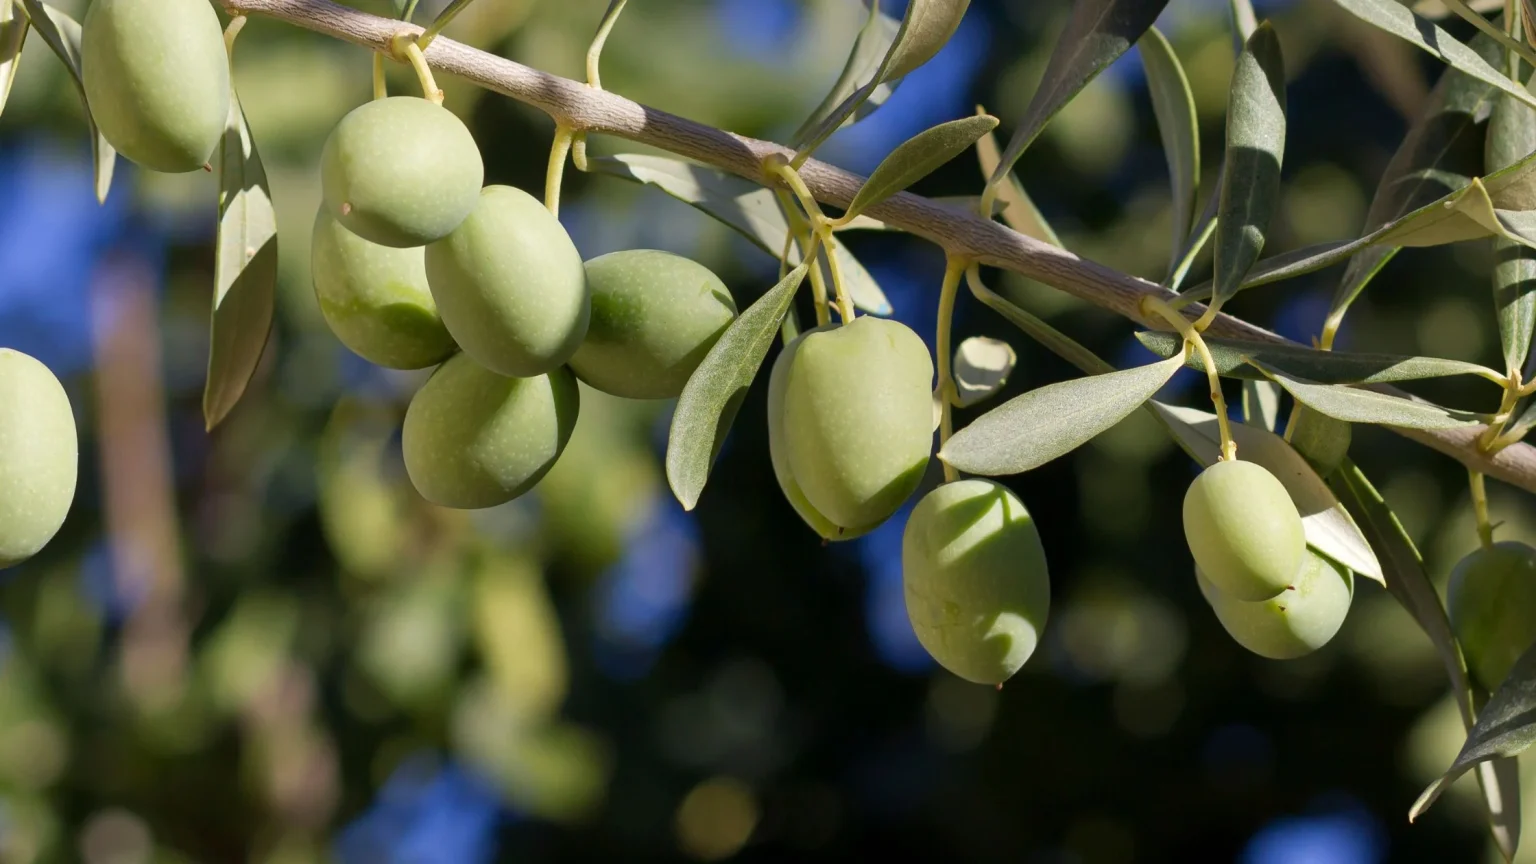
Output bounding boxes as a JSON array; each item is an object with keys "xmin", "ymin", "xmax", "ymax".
[{"xmin": 223, "ymin": 0, "xmax": 1536, "ymax": 494}]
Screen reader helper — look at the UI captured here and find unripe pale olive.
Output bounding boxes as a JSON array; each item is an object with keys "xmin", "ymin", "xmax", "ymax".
[
  {"xmin": 766, "ymin": 326, "xmax": 879, "ymax": 542},
  {"xmin": 402, "ymin": 354, "xmax": 579, "ymax": 509},
  {"xmin": 81, "ymin": 0, "xmax": 231, "ymax": 173},
  {"xmin": 568, "ymin": 250, "xmax": 738, "ymax": 399},
  {"xmin": 1196, "ymin": 550, "xmax": 1353, "ymax": 660},
  {"xmin": 0, "ymin": 350, "xmax": 78, "ymax": 569},
  {"xmin": 321, "ymin": 97, "xmax": 484, "ymax": 248},
  {"xmin": 1447, "ymin": 541, "xmax": 1536, "ymax": 691},
  {"xmin": 1183, "ymin": 459, "xmax": 1305, "ymax": 601},
  {"xmin": 780, "ymin": 317, "xmax": 933, "ymax": 530},
  {"xmin": 425, "ymin": 186, "xmax": 590, "ymax": 378},
  {"xmin": 903, "ymin": 478, "xmax": 1050, "ymax": 684},
  {"xmin": 311, "ymin": 210, "xmax": 456, "ymax": 370}
]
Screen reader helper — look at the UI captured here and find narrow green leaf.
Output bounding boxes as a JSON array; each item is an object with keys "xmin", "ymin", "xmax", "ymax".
[
  {"xmin": 1212, "ymin": 22, "xmax": 1286, "ymax": 307},
  {"xmin": 421, "ymin": 0, "xmax": 479, "ymax": 41},
  {"xmin": 1437, "ymin": 0, "xmax": 1536, "ymax": 70},
  {"xmin": 1413, "ymin": 643, "xmax": 1536, "ymax": 819},
  {"xmin": 1182, "ymin": 239, "xmax": 1362, "ymax": 303},
  {"xmin": 939, "ymin": 354, "xmax": 1183, "ymax": 476},
  {"xmin": 976, "ymin": 124, "xmax": 1061, "ymax": 245},
  {"xmin": 791, "ymin": 2, "xmax": 903, "ymax": 146},
  {"xmin": 1251, "ymin": 361, "xmax": 1484, "ymax": 428},
  {"xmin": 1140, "ymin": 26, "xmax": 1201, "ymax": 274},
  {"xmin": 1152, "ymin": 402, "xmax": 1384, "ymax": 582},
  {"xmin": 18, "ymin": 0, "xmax": 114, "ymax": 202},
  {"xmin": 1328, "ymin": 0, "xmax": 1536, "ymax": 110},
  {"xmin": 1489, "ymin": 88, "xmax": 1536, "ymax": 375},
  {"xmin": 845, "ymin": 114, "xmax": 998, "ymax": 220},
  {"xmin": 0, "ymin": 0, "xmax": 26, "ymax": 118},
  {"xmin": 989, "ymin": 0, "xmax": 1170, "ymax": 187},
  {"xmin": 667, "ymin": 263, "xmax": 809, "ymax": 509},
  {"xmin": 1136, "ymin": 330, "xmax": 1503, "ymax": 383},
  {"xmin": 953, "ymin": 336, "xmax": 1017, "ymax": 408},
  {"xmin": 1229, "ymin": 0, "xmax": 1258, "ymax": 41},
  {"xmin": 967, "ymin": 274, "xmax": 1111, "ymax": 375},
  {"xmin": 883, "ymin": 0, "xmax": 972, "ymax": 80},
  {"xmin": 205, "ymin": 92, "xmax": 277, "ymax": 431},
  {"xmin": 1505, "ymin": 398, "xmax": 1536, "ymax": 442},
  {"xmin": 1287, "ymin": 407, "xmax": 1352, "ymax": 475},
  {"xmin": 1242, "ymin": 379, "xmax": 1282, "ymax": 431}
]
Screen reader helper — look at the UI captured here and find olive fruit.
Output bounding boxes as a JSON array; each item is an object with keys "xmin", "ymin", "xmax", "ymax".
[
  {"xmin": 903, "ymin": 479, "xmax": 1050, "ymax": 684},
  {"xmin": 1196, "ymin": 550, "xmax": 1353, "ymax": 660},
  {"xmin": 568, "ymin": 250, "xmax": 738, "ymax": 399},
  {"xmin": 0, "ymin": 350, "xmax": 78, "ymax": 569},
  {"xmin": 82, "ymin": 0, "xmax": 231, "ymax": 173},
  {"xmin": 321, "ymin": 97, "xmax": 484, "ymax": 248},
  {"xmin": 779, "ymin": 317, "xmax": 933, "ymax": 530},
  {"xmin": 402, "ymin": 354, "xmax": 579, "ymax": 509},
  {"xmin": 1447, "ymin": 541, "xmax": 1536, "ymax": 691},
  {"xmin": 1182, "ymin": 459, "xmax": 1305, "ymax": 601},
  {"xmin": 425, "ymin": 186, "xmax": 590, "ymax": 378},
  {"xmin": 311, "ymin": 210, "xmax": 456, "ymax": 370}
]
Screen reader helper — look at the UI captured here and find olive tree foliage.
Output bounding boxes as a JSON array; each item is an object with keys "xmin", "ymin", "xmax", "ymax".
[{"xmin": 15, "ymin": 0, "xmax": 1536, "ymax": 854}]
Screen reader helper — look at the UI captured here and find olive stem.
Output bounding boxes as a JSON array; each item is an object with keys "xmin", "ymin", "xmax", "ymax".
[
  {"xmin": 546, "ymin": 125, "xmax": 575, "ymax": 217},
  {"xmin": 1471, "ymin": 469, "xmax": 1496, "ymax": 549},
  {"xmin": 820, "ymin": 225, "xmax": 855, "ymax": 322},
  {"xmin": 392, "ymin": 35, "xmax": 443, "ymax": 104},
  {"xmin": 586, "ymin": 0, "xmax": 629, "ymax": 90},
  {"xmin": 223, "ymin": 15, "xmax": 248, "ymax": 56},
  {"xmin": 1145, "ymin": 295, "xmax": 1236, "ymax": 460},
  {"xmin": 372, "ymin": 52, "xmax": 387, "ymax": 100},
  {"xmin": 937, "ymin": 257, "xmax": 967, "ymax": 483}
]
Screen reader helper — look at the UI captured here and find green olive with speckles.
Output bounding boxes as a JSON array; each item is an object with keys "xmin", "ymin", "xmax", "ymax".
[
  {"xmin": 82, "ymin": 0, "xmax": 230, "ymax": 173},
  {"xmin": 425, "ymin": 185, "xmax": 590, "ymax": 378},
  {"xmin": 903, "ymin": 478, "xmax": 1050, "ymax": 684},
  {"xmin": 321, "ymin": 97, "xmax": 484, "ymax": 248},
  {"xmin": 402, "ymin": 353, "xmax": 579, "ymax": 509},
  {"xmin": 311, "ymin": 209, "xmax": 456, "ymax": 370},
  {"xmin": 568, "ymin": 250, "xmax": 737, "ymax": 399},
  {"xmin": 1183, "ymin": 459, "xmax": 1305, "ymax": 601},
  {"xmin": 0, "ymin": 350, "xmax": 78, "ymax": 569},
  {"xmin": 1197, "ymin": 550, "xmax": 1353, "ymax": 660},
  {"xmin": 780, "ymin": 317, "xmax": 933, "ymax": 530},
  {"xmin": 1447, "ymin": 541, "xmax": 1536, "ymax": 690}
]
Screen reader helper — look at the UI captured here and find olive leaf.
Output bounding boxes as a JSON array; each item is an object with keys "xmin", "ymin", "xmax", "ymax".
[
  {"xmin": 791, "ymin": 1, "xmax": 903, "ymax": 146},
  {"xmin": 205, "ymin": 92, "xmax": 278, "ymax": 431},
  {"xmin": 1329, "ymin": 0, "xmax": 1536, "ymax": 110},
  {"xmin": 988, "ymin": 0, "xmax": 1170, "ymax": 188},
  {"xmin": 1489, "ymin": 88, "xmax": 1536, "ymax": 375},
  {"xmin": 1152, "ymin": 402, "xmax": 1384, "ymax": 582},
  {"xmin": 1250, "ymin": 361, "xmax": 1484, "ymax": 429},
  {"xmin": 1140, "ymin": 26, "xmax": 1200, "ymax": 275},
  {"xmin": 1229, "ymin": 0, "xmax": 1258, "ymax": 41},
  {"xmin": 939, "ymin": 354, "xmax": 1184, "ymax": 476},
  {"xmin": 587, "ymin": 154, "xmax": 891, "ymax": 315},
  {"xmin": 1136, "ymin": 330, "xmax": 1503, "ymax": 383},
  {"xmin": 18, "ymin": 0, "xmax": 115, "ymax": 203},
  {"xmin": 953, "ymin": 336, "xmax": 1017, "ymax": 408},
  {"xmin": 975, "ymin": 123, "xmax": 1061, "ymax": 245},
  {"xmin": 843, "ymin": 114, "xmax": 998, "ymax": 221},
  {"xmin": 1242, "ymin": 379, "xmax": 1282, "ymax": 431},
  {"xmin": 1287, "ymin": 407, "xmax": 1352, "ymax": 475},
  {"xmin": 1437, "ymin": 0, "xmax": 1536, "ymax": 70},
  {"xmin": 1212, "ymin": 22, "xmax": 1286, "ymax": 308},
  {"xmin": 1331, "ymin": 460, "xmax": 1520, "ymax": 858},
  {"xmin": 0, "ymin": 0, "xmax": 26, "ymax": 118},
  {"xmin": 667, "ymin": 262, "xmax": 809, "ymax": 510}
]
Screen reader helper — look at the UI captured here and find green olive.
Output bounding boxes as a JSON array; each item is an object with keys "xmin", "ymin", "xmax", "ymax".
[
  {"xmin": 82, "ymin": 0, "xmax": 231, "ymax": 172},
  {"xmin": 311, "ymin": 210, "xmax": 456, "ymax": 370},
  {"xmin": 321, "ymin": 97, "xmax": 484, "ymax": 248},
  {"xmin": 1196, "ymin": 550, "xmax": 1353, "ymax": 660},
  {"xmin": 780, "ymin": 317, "xmax": 933, "ymax": 530},
  {"xmin": 903, "ymin": 478, "xmax": 1050, "ymax": 684},
  {"xmin": 402, "ymin": 354, "xmax": 579, "ymax": 509},
  {"xmin": 0, "ymin": 350, "xmax": 78, "ymax": 569},
  {"xmin": 425, "ymin": 186, "xmax": 590, "ymax": 378},
  {"xmin": 1183, "ymin": 459, "xmax": 1305, "ymax": 601},
  {"xmin": 1447, "ymin": 541, "xmax": 1536, "ymax": 691},
  {"xmin": 568, "ymin": 250, "xmax": 738, "ymax": 399}
]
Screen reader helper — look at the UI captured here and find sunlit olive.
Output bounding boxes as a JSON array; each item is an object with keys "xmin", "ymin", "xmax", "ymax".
[
  {"xmin": 82, "ymin": 0, "xmax": 231, "ymax": 173},
  {"xmin": 0, "ymin": 350, "xmax": 78, "ymax": 569},
  {"xmin": 903, "ymin": 478, "xmax": 1050, "ymax": 684},
  {"xmin": 425, "ymin": 185, "xmax": 589, "ymax": 378},
  {"xmin": 1183, "ymin": 459, "xmax": 1305, "ymax": 601},
  {"xmin": 402, "ymin": 353, "xmax": 579, "ymax": 509},
  {"xmin": 780, "ymin": 317, "xmax": 933, "ymax": 530},
  {"xmin": 1447, "ymin": 541, "xmax": 1536, "ymax": 691},
  {"xmin": 321, "ymin": 97, "xmax": 484, "ymax": 248},
  {"xmin": 311, "ymin": 210, "xmax": 456, "ymax": 369},
  {"xmin": 568, "ymin": 250, "xmax": 737, "ymax": 399},
  {"xmin": 1196, "ymin": 550, "xmax": 1353, "ymax": 660}
]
